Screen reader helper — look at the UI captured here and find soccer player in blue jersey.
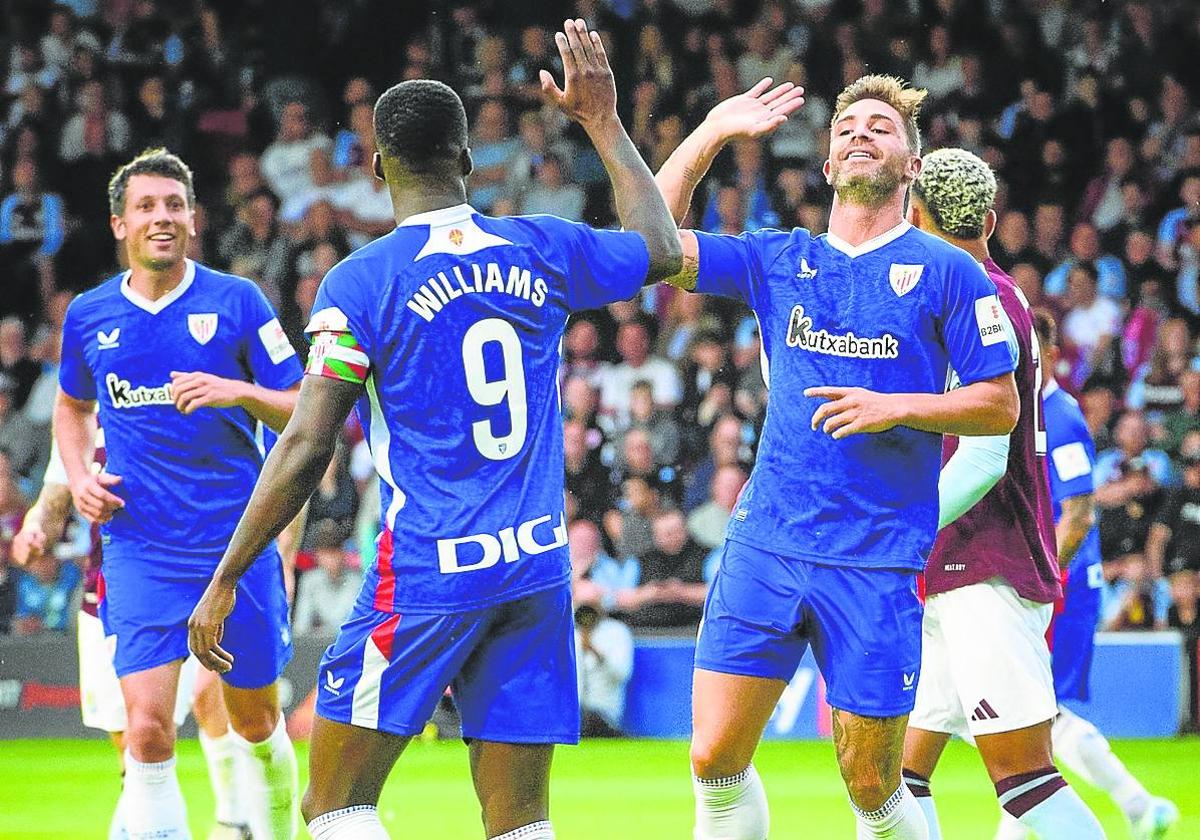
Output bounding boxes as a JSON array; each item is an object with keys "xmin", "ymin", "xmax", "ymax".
[
  {"xmin": 188, "ymin": 20, "xmax": 681, "ymax": 840},
  {"xmin": 55, "ymin": 148, "xmax": 303, "ymax": 840},
  {"xmin": 988, "ymin": 310, "xmax": 1179, "ymax": 840},
  {"xmin": 654, "ymin": 76, "xmax": 1019, "ymax": 839}
]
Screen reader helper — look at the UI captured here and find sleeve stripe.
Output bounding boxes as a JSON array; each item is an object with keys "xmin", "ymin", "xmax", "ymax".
[{"xmin": 306, "ymin": 330, "xmax": 370, "ymax": 384}]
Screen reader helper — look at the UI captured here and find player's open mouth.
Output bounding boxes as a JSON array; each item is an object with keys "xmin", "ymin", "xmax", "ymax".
[
  {"xmin": 844, "ymin": 150, "xmax": 876, "ymax": 161},
  {"xmin": 148, "ymin": 234, "xmax": 175, "ymax": 241}
]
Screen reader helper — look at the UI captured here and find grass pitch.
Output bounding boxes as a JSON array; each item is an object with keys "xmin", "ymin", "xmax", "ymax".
[{"xmin": 1, "ymin": 737, "xmax": 1196, "ymax": 838}]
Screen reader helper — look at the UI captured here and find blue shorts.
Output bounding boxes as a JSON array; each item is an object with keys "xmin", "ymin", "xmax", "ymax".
[
  {"xmin": 695, "ymin": 539, "xmax": 923, "ymax": 718},
  {"xmin": 315, "ymin": 584, "xmax": 579, "ymax": 743},
  {"xmin": 99, "ymin": 546, "xmax": 291, "ymax": 689},
  {"xmin": 1052, "ymin": 567, "xmax": 1101, "ymax": 702}
]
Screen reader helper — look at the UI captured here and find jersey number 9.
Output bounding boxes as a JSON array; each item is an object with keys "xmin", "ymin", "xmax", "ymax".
[{"xmin": 462, "ymin": 318, "xmax": 528, "ymax": 461}]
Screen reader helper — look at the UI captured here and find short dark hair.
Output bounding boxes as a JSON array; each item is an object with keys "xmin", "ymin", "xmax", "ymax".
[
  {"xmin": 1032, "ymin": 307, "xmax": 1058, "ymax": 350},
  {"xmin": 108, "ymin": 148, "xmax": 194, "ymax": 216},
  {"xmin": 373, "ymin": 80, "xmax": 468, "ymax": 174}
]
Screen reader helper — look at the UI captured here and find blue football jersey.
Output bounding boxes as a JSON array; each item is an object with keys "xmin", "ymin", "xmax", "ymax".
[
  {"xmin": 58, "ymin": 260, "xmax": 303, "ymax": 559},
  {"xmin": 304, "ymin": 204, "xmax": 650, "ymax": 613},
  {"xmin": 693, "ymin": 222, "xmax": 1017, "ymax": 570},
  {"xmin": 1043, "ymin": 379, "xmax": 1103, "ymax": 590}
]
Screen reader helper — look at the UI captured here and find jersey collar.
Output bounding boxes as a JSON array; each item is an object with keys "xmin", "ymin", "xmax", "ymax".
[
  {"xmin": 120, "ymin": 259, "xmax": 196, "ymax": 315},
  {"xmin": 825, "ymin": 220, "xmax": 912, "ymax": 258},
  {"xmin": 397, "ymin": 203, "xmax": 477, "ymax": 228}
]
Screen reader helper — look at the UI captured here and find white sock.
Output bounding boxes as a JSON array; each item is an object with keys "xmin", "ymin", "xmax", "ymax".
[
  {"xmin": 1052, "ymin": 705, "xmax": 1151, "ymax": 821},
  {"xmin": 996, "ymin": 767, "xmax": 1104, "ymax": 839},
  {"xmin": 489, "ymin": 821, "xmax": 555, "ymax": 839},
  {"xmin": 198, "ymin": 728, "xmax": 244, "ymax": 826},
  {"xmin": 693, "ymin": 764, "xmax": 770, "ymax": 840},
  {"xmin": 902, "ymin": 770, "xmax": 941, "ymax": 840},
  {"xmin": 307, "ymin": 805, "xmax": 389, "ymax": 839},
  {"xmin": 993, "ymin": 810, "xmax": 1028, "ymax": 840},
  {"xmin": 108, "ymin": 787, "xmax": 128, "ymax": 840},
  {"xmin": 231, "ymin": 715, "xmax": 298, "ymax": 840},
  {"xmin": 121, "ymin": 752, "xmax": 190, "ymax": 840},
  {"xmin": 852, "ymin": 785, "xmax": 929, "ymax": 839}
]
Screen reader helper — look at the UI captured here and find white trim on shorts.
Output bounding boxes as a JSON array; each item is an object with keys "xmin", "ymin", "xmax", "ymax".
[
  {"xmin": 909, "ymin": 578, "xmax": 1057, "ymax": 739},
  {"xmin": 78, "ymin": 610, "xmax": 198, "ymax": 732}
]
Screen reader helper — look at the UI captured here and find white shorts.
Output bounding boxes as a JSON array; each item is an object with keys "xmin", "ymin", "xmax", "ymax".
[
  {"xmin": 909, "ymin": 578, "xmax": 1057, "ymax": 739},
  {"xmin": 78, "ymin": 610, "xmax": 198, "ymax": 732}
]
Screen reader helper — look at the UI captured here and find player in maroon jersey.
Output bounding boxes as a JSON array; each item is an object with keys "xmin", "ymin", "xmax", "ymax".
[
  {"xmin": 12, "ymin": 429, "xmax": 252, "ymax": 840},
  {"xmin": 899, "ymin": 148, "xmax": 1104, "ymax": 839}
]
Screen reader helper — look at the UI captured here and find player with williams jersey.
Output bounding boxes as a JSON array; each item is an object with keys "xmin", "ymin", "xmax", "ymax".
[{"xmin": 188, "ymin": 20, "xmax": 681, "ymax": 840}]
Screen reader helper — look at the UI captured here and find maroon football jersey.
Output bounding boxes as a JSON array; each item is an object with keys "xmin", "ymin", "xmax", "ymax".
[
  {"xmin": 926, "ymin": 259, "xmax": 1061, "ymax": 603},
  {"xmin": 80, "ymin": 428, "xmax": 106, "ymax": 618}
]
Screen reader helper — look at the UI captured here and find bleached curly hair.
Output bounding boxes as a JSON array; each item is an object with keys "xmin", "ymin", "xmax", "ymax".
[{"xmin": 912, "ymin": 147, "xmax": 997, "ymax": 239}]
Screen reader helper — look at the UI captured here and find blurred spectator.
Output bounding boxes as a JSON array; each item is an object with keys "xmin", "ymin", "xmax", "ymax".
[
  {"xmin": 605, "ymin": 475, "xmax": 663, "ymax": 561},
  {"xmin": 468, "ymin": 99, "xmax": 519, "ymax": 212},
  {"xmin": 1079, "ymin": 137, "xmax": 1139, "ymax": 235},
  {"xmin": 1095, "ymin": 411, "xmax": 1171, "ymax": 559},
  {"xmin": 127, "ymin": 73, "xmax": 180, "ymax": 150},
  {"xmin": 688, "ymin": 464, "xmax": 747, "ymax": 549},
  {"xmin": 0, "ymin": 449, "xmax": 28, "ymax": 633},
  {"xmin": 913, "ymin": 25, "xmax": 965, "ymax": 99},
  {"xmin": 596, "ymin": 320, "xmax": 681, "ymax": 425},
  {"xmin": 1146, "ymin": 449, "xmax": 1200, "ymax": 580},
  {"xmin": 0, "ymin": 375, "xmax": 46, "ymax": 484},
  {"xmin": 565, "ymin": 419, "xmax": 612, "ymax": 524},
  {"xmin": 0, "ymin": 158, "xmax": 64, "ymax": 321},
  {"xmin": 40, "ymin": 5, "xmax": 99, "ymax": 75},
  {"xmin": 1160, "ymin": 371, "xmax": 1200, "ymax": 456},
  {"xmin": 701, "ymin": 141, "xmax": 778, "ymax": 233},
  {"xmin": 615, "ymin": 380, "xmax": 681, "ymax": 469},
  {"xmin": 57, "ymin": 78, "xmax": 130, "ymax": 162},
  {"xmin": 1174, "ymin": 218, "xmax": 1200, "ymax": 317},
  {"xmin": 216, "ymin": 188, "xmax": 291, "ymax": 308},
  {"xmin": 292, "ymin": 520, "xmax": 361, "ymax": 636},
  {"xmin": 621, "ymin": 509, "xmax": 708, "ymax": 629},
  {"xmin": 1061, "ymin": 262, "xmax": 1123, "ymax": 389},
  {"xmin": 1045, "ymin": 221, "xmax": 1127, "ymax": 300},
  {"xmin": 569, "ymin": 518, "xmax": 639, "ymax": 616},
  {"xmin": 613, "ymin": 427, "xmax": 680, "ymax": 507},
  {"xmin": 0, "ymin": 317, "xmax": 42, "ymax": 410},
  {"xmin": 12, "ymin": 552, "xmax": 80, "ymax": 635},
  {"xmin": 562, "ymin": 318, "xmax": 606, "ymax": 381},
  {"xmin": 1101, "ymin": 554, "xmax": 1169, "ymax": 631},
  {"xmin": 684, "ymin": 414, "xmax": 752, "ymax": 512},
  {"xmin": 991, "ymin": 210, "xmax": 1038, "ymax": 269},
  {"xmin": 574, "ymin": 603, "xmax": 634, "ymax": 738},
  {"xmin": 676, "ymin": 330, "xmax": 738, "ymax": 457},
  {"xmin": 297, "ymin": 442, "xmax": 357, "ymax": 556},
  {"xmin": 260, "ymin": 100, "xmax": 332, "ymax": 222},
  {"xmin": 519, "ymin": 154, "xmax": 584, "ymax": 221},
  {"xmin": 330, "ymin": 156, "xmax": 395, "ymax": 245},
  {"xmin": 1126, "ymin": 318, "xmax": 1191, "ymax": 419},
  {"xmin": 1155, "ymin": 172, "xmax": 1200, "ymax": 269}
]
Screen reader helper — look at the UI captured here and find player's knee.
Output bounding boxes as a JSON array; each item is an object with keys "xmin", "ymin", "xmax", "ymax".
[
  {"xmin": 229, "ymin": 708, "xmax": 278, "ymax": 744},
  {"xmin": 690, "ymin": 739, "xmax": 747, "ymax": 780},
  {"xmin": 124, "ymin": 710, "xmax": 176, "ymax": 762},
  {"xmin": 300, "ymin": 786, "xmax": 326, "ymax": 825},
  {"xmin": 838, "ymin": 753, "xmax": 895, "ymax": 811}
]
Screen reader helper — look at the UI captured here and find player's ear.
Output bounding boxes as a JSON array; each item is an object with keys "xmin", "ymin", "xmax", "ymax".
[
  {"xmin": 460, "ymin": 147, "xmax": 473, "ymax": 178},
  {"xmin": 372, "ymin": 151, "xmax": 385, "ymax": 182},
  {"xmin": 905, "ymin": 153, "xmax": 922, "ymax": 183},
  {"xmin": 110, "ymin": 213, "xmax": 126, "ymax": 241},
  {"xmin": 821, "ymin": 157, "xmax": 832, "ymax": 185},
  {"xmin": 983, "ymin": 208, "xmax": 998, "ymax": 241}
]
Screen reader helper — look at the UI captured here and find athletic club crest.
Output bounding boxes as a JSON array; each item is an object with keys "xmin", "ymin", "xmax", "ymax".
[
  {"xmin": 188, "ymin": 313, "xmax": 218, "ymax": 345},
  {"xmin": 889, "ymin": 264, "xmax": 924, "ymax": 297}
]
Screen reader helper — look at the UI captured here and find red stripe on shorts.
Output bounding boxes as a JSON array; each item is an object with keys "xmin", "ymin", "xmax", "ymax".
[{"xmin": 373, "ymin": 528, "xmax": 396, "ymax": 612}]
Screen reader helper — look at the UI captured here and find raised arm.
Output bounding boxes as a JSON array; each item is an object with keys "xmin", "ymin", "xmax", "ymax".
[
  {"xmin": 188, "ymin": 374, "xmax": 360, "ymax": 673},
  {"xmin": 540, "ymin": 19, "xmax": 681, "ymax": 284},
  {"xmin": 655, "ymin": 78, "xmax": 805, "ymax": 226}
]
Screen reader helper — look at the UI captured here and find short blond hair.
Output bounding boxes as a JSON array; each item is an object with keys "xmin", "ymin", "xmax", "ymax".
[{"xmin": 831, "ymin": 75, "xmax": 927, "ymax": 155}]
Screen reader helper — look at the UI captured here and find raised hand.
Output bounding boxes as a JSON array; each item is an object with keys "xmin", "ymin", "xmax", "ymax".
[
  {"xmin": 540, "ymin": 19, "xmax": 617, "ymax": 127},
  {"xmin": 705, "ymin": 78, "xmax": 806, "ymax": 142}
]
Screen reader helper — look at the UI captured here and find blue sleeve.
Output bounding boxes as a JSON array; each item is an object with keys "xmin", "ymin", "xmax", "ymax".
[
  {"xmin": 0, "ymin": 195, "xmax": 15, "ymax": 244},
  {"xmin": 58, "ymin": 298, "xmax": 96, "ymax": 400},
  {"xmin": 1043, "ymin": 262, "xmax": 1069, "ymax": 296},
  {"xmin": 938, "ymin": 254, "xmax": 1018, "ymax": 385},
  {"xmin": 552, "ymin": 218, "xmax": 651, "ymax": 312},
  {"xmin": 40, "ymin": 193, "xmax": 65, "ymax": 256},
  {"xmin": 694, "ymin": 229, "xmax": 792, "ymax": 304},
  {"xmin": 1046, "ymin": 406, "xmax": 1096, "ymax": 504},
  {"xmin": 239, "ymin": 282, "xmax": 303, "ymax": 390}
]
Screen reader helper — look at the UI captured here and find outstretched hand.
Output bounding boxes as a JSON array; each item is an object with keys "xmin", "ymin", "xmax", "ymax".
[
  {"xmin": 540, "ymin": 19, "xmax": 617, "ymax": 128},
  {"xmin": 705, "ymin": 78, "xmax": 806, "ymax": 142},
  {"xmin": 805, "ymin": 386, "xmax": 902, "ymax": 439},
  {"xmin": 188, "ymin": 580, "xmax": 237, "ymax": 674}
]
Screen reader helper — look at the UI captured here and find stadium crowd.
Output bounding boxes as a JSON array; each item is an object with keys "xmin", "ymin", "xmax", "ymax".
[{"xmin": 1, "ymin": 0, "xmax": 1199, "ymax": 727}]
